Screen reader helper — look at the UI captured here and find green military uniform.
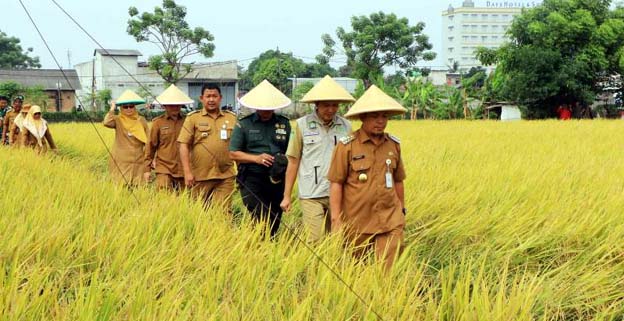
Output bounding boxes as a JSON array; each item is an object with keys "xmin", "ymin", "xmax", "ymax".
[{"xmin": 229, "ymin": 112, "xmax": 291, "ymax": 236}]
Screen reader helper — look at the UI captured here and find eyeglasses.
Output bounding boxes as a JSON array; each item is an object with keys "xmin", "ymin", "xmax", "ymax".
[{"xmin": 121, "ymin": 106, "xmax": 135, "ymax": 109}]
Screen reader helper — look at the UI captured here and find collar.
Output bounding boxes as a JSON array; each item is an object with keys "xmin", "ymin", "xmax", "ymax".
[
  {"xmin": 201, "ymin": 108, "xmax": 224, "ymax": 119},
  {"xmin": 165, "ymin": 113, "xmax": 185, "ymax": 121},
  {"xmin": 251, "ymin": 112, "xmax": 276, "ymax": 123},
  {"xmin": 310, "ymin": 111, "xmax": 342, "ymax": 128},
  {"xmin": 357, "ymin": 128, "xmax": 387, "ymax": 145}
]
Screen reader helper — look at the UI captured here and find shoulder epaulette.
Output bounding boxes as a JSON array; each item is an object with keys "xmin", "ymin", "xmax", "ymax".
[
  {"xmin": 277, "ymin": 114, "xmax": 290, "ymax": 121},
  {"xmin": 152, "ymin": 114, "xmax": 165, "ymax": 120},
  {"xmin": 224, "ymin": 110, "xmax": 236, "ymax": 116},
  {"xmin": 186, "ymin": 110, "xmax": 200, "ymax": 116},
  {"xmin": 239, "ymin": 113, "xmax": 254, "ymax": 120},
  {"xmin": 340, "ymin": 135, "xmax": 355, "ymax": 145},
  {"xmin": 388, "ymin": 134, "xmax": 400, "ymax": 144}
]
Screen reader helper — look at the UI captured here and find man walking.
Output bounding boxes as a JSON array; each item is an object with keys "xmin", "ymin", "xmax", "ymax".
[
  {"xmin": 327, "ymin": 85, "xmax": 408, "ymax": 270},
  {"xmin": 229, "ymin": 80, "xmax": 291, "ymax": 237},
  {"xmin": 144, "ymin": 84, "xmax": 192, "ymax": 190},
  {"xmin": 280, "ymin": 75, "xmax": 355, "ymax": 242},
  {"xmin": 178, "ymin": 84, "xmax": 237, "ymax": 210}
]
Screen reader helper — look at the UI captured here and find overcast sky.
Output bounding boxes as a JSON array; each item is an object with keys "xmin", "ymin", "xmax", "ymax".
[{"xmin": 3, "ymin": 1, "xmax": 518, "ymax": 71}]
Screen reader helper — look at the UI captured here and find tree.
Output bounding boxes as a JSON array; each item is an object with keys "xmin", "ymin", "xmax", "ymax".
[
  {"xmin": 127, "ymin": 0, "xmax": 215, "ymax": 85},
  {"xmin": 252, "ymin": 58, "xmax": 296, "ymax": 94},
  {"xmin": 292, "ymin": 81, "xmax": 315, "ymax": 102},
  {"xmin": 477, "ymin": 0, "xmax": 624, "ymax": 118},
  {"xmin": 319, "ymin": 12, "xmax": 436, "ymax": 88},
  {"xmin": 241, "ymin": 49, "xmax": 337, "ymax": 93},
  {"xmin": 0, "ymin": 31, "xmax": 41, "ymax": 69}
]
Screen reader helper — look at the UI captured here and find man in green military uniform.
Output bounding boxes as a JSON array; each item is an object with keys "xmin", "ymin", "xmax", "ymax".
[
  {"xmin": 229, "ymin": 80, "xmax": 291, "ymax": 237},
  {"xmin": 0, "ymin": 95, "xmax": 9, "ymax": 145}
]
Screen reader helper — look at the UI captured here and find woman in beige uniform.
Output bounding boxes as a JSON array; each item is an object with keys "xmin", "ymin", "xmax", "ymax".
[
  {"xmin": 103, "ymin": 90, "xmax": 149, "ymax": 186},
  {"xmin": 20, "ymin": 105, "xmax": 57, "ymax": 154}
]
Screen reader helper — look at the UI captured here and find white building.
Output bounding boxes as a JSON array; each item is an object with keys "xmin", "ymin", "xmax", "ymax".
[
  {"xmin": 75, "ymin": 49, "xmax": 238, "ymax": 110},
  {"xmin": 442, "ymin": 1, "xmax": 540, "ymax": 71}
]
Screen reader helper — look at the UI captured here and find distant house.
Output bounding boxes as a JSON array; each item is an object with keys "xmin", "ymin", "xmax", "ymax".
[
  {"xmin": 74, "ymin": 49, "xmax": 238, "ymax": 111},
  {"xmin": 0, "ymin": 69, "xmax": 81, "ymax": 112}
]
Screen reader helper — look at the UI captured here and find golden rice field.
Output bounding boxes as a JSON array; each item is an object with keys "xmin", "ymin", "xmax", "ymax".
[{"xmin": 1, "ymin": 120, "xmax": 623, "ymax": 321}]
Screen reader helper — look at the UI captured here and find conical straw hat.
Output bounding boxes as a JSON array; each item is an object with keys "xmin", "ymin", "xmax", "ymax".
[
  {"xmin": 239, "ymin": 80, "xmax": 291, "ymax": 110},
  {"xmin": 116, "ymin": 90, "xmax": 145, "ymax": 105},
  {"xmin": 154, "ymin": 84, "xmax": 193, "ymax": 105},
  {"xmin": 300, "ymin": 75, "xmax": 355, "ymax": 103},
  {"xmin": 344, "ymin": 85, "xmax": 407, "ymax": 119}
]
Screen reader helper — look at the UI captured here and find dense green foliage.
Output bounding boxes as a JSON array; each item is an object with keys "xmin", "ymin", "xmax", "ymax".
[{"xmin": 0, "ymin": 30, "xmax": 41, "ymax": 69}]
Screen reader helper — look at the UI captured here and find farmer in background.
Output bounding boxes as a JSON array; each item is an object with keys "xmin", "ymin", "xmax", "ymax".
[
  {"xmin": 178, "ymin": 84, "xmax": 237, "ymax": 209},
  {"xmin": 20, "ymin": 105, "xmax": 57, "ymax": 154},
  {"xmin": 2, "ymin": 95, "xmax": 23, "ymax": 145},
  {"xmin": 144, "ymin": 84, "xmax": 191, "ymax": 190},
  {"xmin": 103, "ymin": 90, "xmax": 149, "ymax": 186},
  {"xmin": 327, "ymin": 85, "xmax": 407, "ymax": 271},
  {"xmin": 280, "ymin": 75, "xmax": 354, "ymax": 243},
  {"xmin": 229, "ymin": 80, "xmax": 291, "ymax": 238},
  {"xmin": 557, "ymin": 103, "xmax": 572, "ymax": 120}
]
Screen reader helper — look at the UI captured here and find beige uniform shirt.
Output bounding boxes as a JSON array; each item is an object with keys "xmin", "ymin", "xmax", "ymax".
[
  {"xmin": 177, "ymin": 109, "xmax": 237, "ymax": 181},
  {"xmin": 103, "ymin": 111, "xmax": 149, "ymax": 185},
  {"xmin": 144, "ymin": 113, "xmax": 185, "ymax": 177},
  {"xmin": 4, "ymin": 110, "xmax": 20, "ymax": 145},
  {"xmin": 327, "ymin": 129, "xmax": 406, "ymax": 234},
  {"xmin": 20, "ymin": 127, "xmax": 57, "ymax": 153}
]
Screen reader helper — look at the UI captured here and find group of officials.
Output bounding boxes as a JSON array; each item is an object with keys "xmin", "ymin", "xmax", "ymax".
[
  {"xmin": 2, "ymin": 75, "xmax": 408, "ymax": 270},
  {"xmin": 0, "ymin": 95, "xmax": 57, "ymax": 153}
]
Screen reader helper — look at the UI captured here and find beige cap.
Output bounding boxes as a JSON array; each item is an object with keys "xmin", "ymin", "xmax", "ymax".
[
  {"xmin": 239, "ymin": 80, "xmax": 291, "ymax": 110},
  {"xmin": 344, "ymin": 85, "xmax": 407, "ymax": 119},
  {"xmin": 154, "ymin": 84, "xmax": 193, "ymax": 105},
  {"xmin": 300, "ymin": 75, "xmax": 355, "ymax": 103},
  {"xmin": 116, "ymin": 90, "xmax": 145, "ymax": 106}
]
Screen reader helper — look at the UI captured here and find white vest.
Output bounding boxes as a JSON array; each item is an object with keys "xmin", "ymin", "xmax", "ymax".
[{"xmin": 296, "ymin": 113, "xmax": 351, "ymax": 199}]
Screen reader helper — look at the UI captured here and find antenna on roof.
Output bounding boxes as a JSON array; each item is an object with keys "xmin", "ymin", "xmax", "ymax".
[{"xmin": 67, "ymin": 50, "xmax": 72, "ymax": 69}]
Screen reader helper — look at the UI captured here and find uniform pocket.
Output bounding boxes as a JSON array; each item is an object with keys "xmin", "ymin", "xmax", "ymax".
[{"xmin": 303, "ymin": 135, "xmax": 320, "ymax": 145}]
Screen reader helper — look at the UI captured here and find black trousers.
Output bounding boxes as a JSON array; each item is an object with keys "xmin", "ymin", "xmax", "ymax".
[{"xmin": 238, "ymin": 172, "xmax": 285, "ymax": 237}]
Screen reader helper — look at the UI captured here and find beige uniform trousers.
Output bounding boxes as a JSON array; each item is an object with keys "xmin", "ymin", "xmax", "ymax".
[
  {"xmin": 191, "ymin": 177, "xmax": 235, "ymax": 213},
  {"xmin": 300, "ymin": 197, "xmax": 331, "ymax": 243},
  {"xmin": 346, "ymin": 227, "xmax": 404, "ymax": 271}
]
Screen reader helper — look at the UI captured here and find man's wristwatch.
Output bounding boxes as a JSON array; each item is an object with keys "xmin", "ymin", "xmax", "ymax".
[{"xmin": 402, "ymin": 208, "xmax": 407, "ymax": 215}]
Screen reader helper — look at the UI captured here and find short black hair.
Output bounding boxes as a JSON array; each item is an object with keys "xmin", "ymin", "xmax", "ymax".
[
  {"xmin": 0, "ymin": 95, "xmax": 8, "ymax": 102},
  {"xmin": 201, "ymin": 83, "xmax": 221, "ymax": 96}
]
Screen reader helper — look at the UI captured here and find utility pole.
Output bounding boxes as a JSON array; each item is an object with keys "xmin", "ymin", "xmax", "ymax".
[{"xmin": 91, "ymin": 58, "xmax": 96, "ymax": 112}]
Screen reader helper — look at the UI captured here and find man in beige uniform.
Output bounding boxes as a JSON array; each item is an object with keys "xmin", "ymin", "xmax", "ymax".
[
  {"xmin": 178, "ymin": 83, "xmax": 237, "ymax": 210},
  {"xmin": 2, "ymin": 96, "xmax": 23, "ymax": 146},
  {"xmin": 327, "ymin": 85, "xmax": 408, "ymax": 270},
  {"xmin": 144, "ymin": 85, "xmax": 191, "ymax": 190},
  {"xmin": 280, "ymin": 75, "xmax": 354, "ymax": 242}
]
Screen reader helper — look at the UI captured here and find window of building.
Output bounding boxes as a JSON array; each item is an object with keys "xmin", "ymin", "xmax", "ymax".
[
  {"xmin": 117, "ymin": 84, "xmax": 124, "ymax": 87},
  {"xmin": 482, "ymin": 36, "xmax": 488, "ymax": 42},
  {"xmin": 448, "ymin": 47, "xmax": 454, "ymax": 52},
  {"xmin": 448, "ymin": 36, "xmax": 454, "ymax": 41},
  {"xmin": 482, "ymin": 14, "xmax": 488, "ymax": 19},
  {"xmin": 463, "ymin": 36, "xmax": 469, "ymax": 41},
  {"xmin": 492, "ymin": 14, "xmax": 499, "ymax": 21}
]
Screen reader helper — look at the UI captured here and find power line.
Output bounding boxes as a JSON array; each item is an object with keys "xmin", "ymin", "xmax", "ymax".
[{"xmin": 46, "ymin": 1, "xmax": 387, "ymax": 319}]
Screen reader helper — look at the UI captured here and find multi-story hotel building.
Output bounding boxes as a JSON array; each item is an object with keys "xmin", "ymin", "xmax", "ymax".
[{"xmin": 442, "ymin": 1, "xmax": 540, "ymax": 71}]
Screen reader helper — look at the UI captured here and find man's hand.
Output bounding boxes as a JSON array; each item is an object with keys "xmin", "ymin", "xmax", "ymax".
[
  {"xmin": 109, "ymin": 100, "xmax": 116, "ymax": 112},
  {"xmin": 184, "ymin": 173, "xmax": 195, "ymax": 187},
  {"xmin": 280, "ymin": 196, "xmax": 291, "ymax": 212},
  {"xmin": 255, "ymin": 153, "xmax": 274, "ymax": 167}
]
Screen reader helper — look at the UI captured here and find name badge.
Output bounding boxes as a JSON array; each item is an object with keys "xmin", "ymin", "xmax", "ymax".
[
  {"xmin": 220, "ymin": 124, "xmax": 228, "ymax": 140},
  {"xmin": 385, "ymin": 159, "xmax": 393, "ymax": 188}
]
